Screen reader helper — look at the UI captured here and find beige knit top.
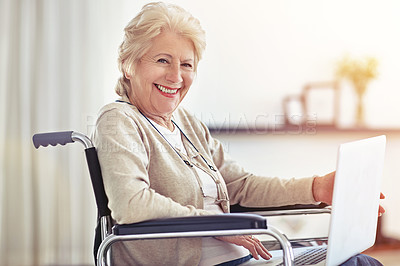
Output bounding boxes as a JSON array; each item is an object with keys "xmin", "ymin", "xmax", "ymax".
[{"xmin": 92, "ymin": 95, "xmax": 317, "ymax": 265}]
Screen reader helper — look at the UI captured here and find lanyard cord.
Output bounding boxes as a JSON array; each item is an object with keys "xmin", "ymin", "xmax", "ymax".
[
  {"xmin": 116, "ymin": 100, "xmax": 216, "ymax": 171},
  {"xmin": 140, "ymin": 109, "xmax": 193, "ymax": 168},
  {"xmin": 172, "ymin": 121, "xmax": 217, "ymax": 172}
]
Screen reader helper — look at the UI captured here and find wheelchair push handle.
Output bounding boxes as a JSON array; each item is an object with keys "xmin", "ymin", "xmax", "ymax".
[
  {"xmin": 33, "ymin": 131, "xmax": 94, "ymax": 149},
  {"xmin": 33, "ymin": 131, "xmax": 74, "ymax": 149}
]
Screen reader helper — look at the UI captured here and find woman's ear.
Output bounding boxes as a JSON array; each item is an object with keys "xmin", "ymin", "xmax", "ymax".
[{"xmin": 125, "ymin": 71, "xmax": 131, "ymax": 79}]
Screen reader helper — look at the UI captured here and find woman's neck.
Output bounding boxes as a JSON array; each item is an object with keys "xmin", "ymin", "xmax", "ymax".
[
  {"xmin": 126, "ymin": 95, "xmax": 175, "ymax": 132},
  {"xmin": 144, "ymin": 112, "xmax": 175, "ymax": 132}
]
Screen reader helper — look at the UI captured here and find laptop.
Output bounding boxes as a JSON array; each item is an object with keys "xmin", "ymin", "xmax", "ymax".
[{"xmin": 243, "ymin": 135, "xmax": 386, "ymax": 266}]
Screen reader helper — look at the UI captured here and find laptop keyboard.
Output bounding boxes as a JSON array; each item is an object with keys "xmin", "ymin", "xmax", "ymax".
[{"xmin": 277, "ymin": 246, "xmax": 327, "ymax": 266}]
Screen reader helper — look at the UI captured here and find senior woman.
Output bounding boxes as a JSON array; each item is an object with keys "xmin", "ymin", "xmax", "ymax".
[{"xmin": 92, "ymin": 2, "xmax": 383, "ymax": 266}]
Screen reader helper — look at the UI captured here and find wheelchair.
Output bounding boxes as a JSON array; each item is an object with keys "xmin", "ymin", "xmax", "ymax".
[{"xmin": 32, "ymin": 131, "xmax": 330, "ymax": 266}]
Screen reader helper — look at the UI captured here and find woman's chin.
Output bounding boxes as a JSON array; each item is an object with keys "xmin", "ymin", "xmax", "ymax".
[{"xmin": 153, "ymin": 97, "xmax": 182, "ymax": 115}]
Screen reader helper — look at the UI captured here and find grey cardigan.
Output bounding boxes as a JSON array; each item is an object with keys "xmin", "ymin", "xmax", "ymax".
[{"xmin": 92, "ymin": 96, "xmax": 317, "ymax": 265}]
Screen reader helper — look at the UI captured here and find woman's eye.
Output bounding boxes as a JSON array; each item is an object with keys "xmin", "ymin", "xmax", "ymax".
[
  {"xmin": 157, "ymin": 58, "xmax": 168, "ymax": 64},
  {"xmin": 182, "ymin": 63, "xmax": 193, "ymax": 69}
]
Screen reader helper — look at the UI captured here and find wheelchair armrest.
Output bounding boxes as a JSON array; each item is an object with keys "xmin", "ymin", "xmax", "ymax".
[
  {"xmin": 99, "ymin": 214, "xmax": 296, "ymax": 266},
  {"xmin": 113, "ymin": 213, "xmax": 266, "ymax": 235},
  {"xmin": 230, "ymin": 203, "xmax": 331, "ymax": 216}
]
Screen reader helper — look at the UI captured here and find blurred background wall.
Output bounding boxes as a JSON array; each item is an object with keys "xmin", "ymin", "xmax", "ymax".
[{"xmin": 1, "ymin": 0, "xmax": 399, "ymax": 265}]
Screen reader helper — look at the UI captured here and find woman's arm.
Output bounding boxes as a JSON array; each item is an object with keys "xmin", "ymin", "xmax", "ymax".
[{"xmin": 200, "ymin": 123, "xmax": 318, "ymax": 208}]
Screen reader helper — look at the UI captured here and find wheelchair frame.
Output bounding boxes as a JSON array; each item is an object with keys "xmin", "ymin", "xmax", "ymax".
[{"xmin": 33, "ymin": 131, "xmax": 331, "ymax": 266}]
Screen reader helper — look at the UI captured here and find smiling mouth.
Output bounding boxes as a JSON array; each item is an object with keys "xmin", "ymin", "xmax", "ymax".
[{"xmin": 154, "ymin": 84, "xmax": 179, "ymax": 95}]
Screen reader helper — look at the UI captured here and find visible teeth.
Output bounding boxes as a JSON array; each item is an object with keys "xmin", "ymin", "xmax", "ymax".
[{"xmin": 155, "ymin": 84, "xmax": 178, "ymax": 94}]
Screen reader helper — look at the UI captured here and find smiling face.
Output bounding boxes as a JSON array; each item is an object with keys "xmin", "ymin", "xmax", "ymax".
[{"xmin": 126, "ymin": 30, "xmax": 195, "ymax": 125}]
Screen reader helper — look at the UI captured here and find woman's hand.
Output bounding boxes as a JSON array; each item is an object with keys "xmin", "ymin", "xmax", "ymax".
[
  {"xmin": 215, "ymin": 235, "xmax": 272, "ymax": 260},
  {"xmin": 312, "ymin": 171, "xmax": 335, "ymax": 205},
  {"xmin": 312, "ymin": 171, "xmax": 386, "ymax": 216}
]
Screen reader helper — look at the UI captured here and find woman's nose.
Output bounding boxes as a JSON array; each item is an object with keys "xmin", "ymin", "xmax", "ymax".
[{"xmin": 166, "ymin": 64, "xmax": 183, "ymax": 84}]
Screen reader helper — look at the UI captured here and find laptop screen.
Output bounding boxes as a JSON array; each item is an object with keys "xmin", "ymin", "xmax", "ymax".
[{"xmin": 326, "ymin": 135, "xmax": 386, "ymax": 266}]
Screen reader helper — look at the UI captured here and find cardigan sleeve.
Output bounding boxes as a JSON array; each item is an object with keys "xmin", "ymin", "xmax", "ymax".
[
  {"xmin": 199, "ymin": 122, "xmax": 318, "ymax": 208},
  {"xmin": 92, "ymin": 107, "xmax": 214, "ymax": 224}
]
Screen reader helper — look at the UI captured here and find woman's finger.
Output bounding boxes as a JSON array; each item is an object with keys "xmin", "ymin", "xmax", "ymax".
[
  {"xmin": 243, "ymin": 236, "xmax": 271, "ymax": 260},
  {"xmin": 215, "ymin": 235, "xmax": 272, "ymax": 261},
  {"xmin": 243, "ymin": 236, "xmax": 259, "ymax": 259},
  {"xmin": 251, "ymin": 236, "xmax": 272, "ymax": 260},
  {"xmin": 378, "ymin": 205, "xmax": 386, "ymax": 217},
  {"xmin": 255, "ymin": 239, "xmax": 272, "ymax": 260},
  {"xmin": 378, "ymin": 193, "xmax": 385, "ymax": 217}
]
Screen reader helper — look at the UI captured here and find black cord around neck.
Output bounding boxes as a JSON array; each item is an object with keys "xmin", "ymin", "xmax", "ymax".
[{"xmin": 115, "ymin": 100, "xmax": 216, "ymax": 171}]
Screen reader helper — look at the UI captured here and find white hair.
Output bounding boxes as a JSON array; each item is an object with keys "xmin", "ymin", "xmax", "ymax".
[{"xmin": 115, "ymin": 2, "xmax": 206, "ymax": 96}]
